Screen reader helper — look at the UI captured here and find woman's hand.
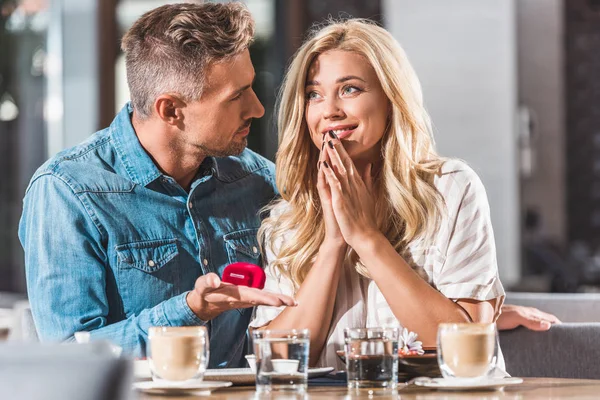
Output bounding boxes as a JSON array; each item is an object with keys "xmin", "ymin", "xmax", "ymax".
[
  {"xmin": 496, "ymin": 304, "xmax": 561, "ymax": 331},
  {"xmin": 317, "ymin": 134, "xmax": 347, "ymax": 249},
  {"xmin": 321, "ymin": 132, "xmax": 379, "ymax": 248}
]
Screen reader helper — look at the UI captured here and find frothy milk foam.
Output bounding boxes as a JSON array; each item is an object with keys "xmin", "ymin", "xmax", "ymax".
[
  {"xmin": 150, "ymin": 335, "xmax": 205, "ymax": 381},
  {"xmin": 440, "ymin": 326, "xmax": 495, "ymax": 378}
]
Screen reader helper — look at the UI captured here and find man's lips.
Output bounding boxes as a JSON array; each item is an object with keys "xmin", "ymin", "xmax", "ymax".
[{"xmin": 236, "ymin": 125, "xmax": 251, "ymax": 136}]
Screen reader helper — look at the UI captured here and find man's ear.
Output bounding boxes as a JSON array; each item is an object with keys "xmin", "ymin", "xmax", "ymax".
[{"xmin": 154, "ymin": 95, "xmax": 185, "ymax": 126}]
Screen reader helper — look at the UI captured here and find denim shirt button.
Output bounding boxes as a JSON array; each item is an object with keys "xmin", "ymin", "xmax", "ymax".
[
  {"xmin": 252, "ymin": 246, "xmax": 258, "ymax": 254},
  {"xmin": 148, "ymin": 260, "xmax": 155, "ymax": 267},
  {"xmin": 203, "ymin": 259, "xmax": 208, "ymax": 266},
  {"xmin": 188, "ymin": 202, "xmax": 193, "ymax": 209}
]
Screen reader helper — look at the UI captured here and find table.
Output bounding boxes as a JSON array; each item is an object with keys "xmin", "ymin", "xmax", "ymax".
[{"xmin": 139, "ymin": 378, "xmax": 600, "ymax": 399}]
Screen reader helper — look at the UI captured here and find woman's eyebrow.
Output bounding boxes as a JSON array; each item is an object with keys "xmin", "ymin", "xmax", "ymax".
[
  {"xmin": 306, "ymin": 75, "xmax": 366, "ymax": 87},
  {"xmin": 337, "ymin": 75, "xmax": 366, "ymax": 83}
]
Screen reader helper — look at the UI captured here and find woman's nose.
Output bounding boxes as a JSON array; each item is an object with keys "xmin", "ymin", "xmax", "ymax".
[{"xmin": 322, "ymin": 97, "xmax": 345, "ymax": 120}]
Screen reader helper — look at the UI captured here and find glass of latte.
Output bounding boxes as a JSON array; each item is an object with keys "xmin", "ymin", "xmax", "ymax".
[
  {"xmin": 437, "ymin": 323, "xmax": 498, "ymax": 381},
  {"xmin": 147, "ymin": 326, "xmax": 209, "ymax": 384}
]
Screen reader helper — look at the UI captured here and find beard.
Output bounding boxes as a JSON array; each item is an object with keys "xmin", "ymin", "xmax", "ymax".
[{"xmin": 198, "ymin": 136, "xmax": 247, "ymax": 158}]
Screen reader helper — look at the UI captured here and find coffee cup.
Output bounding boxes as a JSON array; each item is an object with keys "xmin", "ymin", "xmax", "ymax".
[
  {"xmin": 437, "ymin": 323, "xmax": 497, "ymax": 381},
  {"xmin": 147, "ymin": 326, "xmax": 209, "ymax": 384}
]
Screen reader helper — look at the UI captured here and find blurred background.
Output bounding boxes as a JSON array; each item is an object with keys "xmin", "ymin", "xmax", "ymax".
[{"xmin": 0, "ymin": 0, "xmax": 598, "ymax": 297}]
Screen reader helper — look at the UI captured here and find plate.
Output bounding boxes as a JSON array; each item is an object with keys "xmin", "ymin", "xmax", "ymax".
[
  {"xmin": 132, "ymin": 380, "xmax": 232, "ymax": 395},
  {"xmin": 335, "ymin": 350, "xmax": 441, "ymax": 380},
  {"xmin": 204, "ymin": 367, "xmax": 335, "ymax": 385},
  {"xmin": 134, "ymin": 360, "xmax": 334, "ymax": 385},
  {"xmin": 413, "ymin": 377, "xmax": 523, "ymax": 391}
]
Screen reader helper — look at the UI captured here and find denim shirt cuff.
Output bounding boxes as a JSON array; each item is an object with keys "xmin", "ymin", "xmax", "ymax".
[{"xmin": 160, "ymin": 292, "xmax": 206, "ymax": 326}]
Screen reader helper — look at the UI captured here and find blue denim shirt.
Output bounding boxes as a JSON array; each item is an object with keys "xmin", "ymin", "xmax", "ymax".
[{"xmin": 19, "ymin": 103, "xmax": 277, "ymax": 368}]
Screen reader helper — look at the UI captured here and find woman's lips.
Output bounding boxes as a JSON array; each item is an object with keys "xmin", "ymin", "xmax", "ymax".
[{"xmin": 331, "ymin": 128, "xmax": 356, "ymax": 140}]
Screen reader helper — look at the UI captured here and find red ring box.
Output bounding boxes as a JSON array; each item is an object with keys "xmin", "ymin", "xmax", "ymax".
[{"xmin": 221, "ymin": 262, "xmax": 266, "ymax": 289}]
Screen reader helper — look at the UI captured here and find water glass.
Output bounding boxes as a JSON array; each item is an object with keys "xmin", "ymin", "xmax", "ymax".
[
  {"xmin": 147, "ymin": 326, "xmax": 209, "ymax": 384},
  {"xmin": 253, "ymin": 329, "xmax": 310, "ymax": 394},
  {"xmin": 344, "ymin": 327, "xmax": 399, "ymax": 389},
  {"xmin": 437, "ymin": 323, "xmax": 498, "ymax": 381}
]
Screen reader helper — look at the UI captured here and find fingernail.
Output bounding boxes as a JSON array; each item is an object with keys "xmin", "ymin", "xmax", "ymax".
[
  {"xmin": 329, "ymin": 130, "xmax": 338, "ymax": 139},
  {"xmin": 328, "ymin": 140, "xmax": 334, "ymax": 149},
  {"xmin": 541, "ymin": 321, "xmax": 551, "ymax": 329},
  {"xmin": 318, "ymin": 161, "xmax": 321, "ymax": 170},
  {"xmin": 323, "ymin": 161, "xmax": 329, "ymax": 168},
  {"xmin": 321, "ymin": 141, "xmax": 325, "ymax": 150}
]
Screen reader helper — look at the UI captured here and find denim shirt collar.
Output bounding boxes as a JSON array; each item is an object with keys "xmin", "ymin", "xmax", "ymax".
[{"xmin": 110, "ymin": 102, "xmax": 219, "ymax": 187}]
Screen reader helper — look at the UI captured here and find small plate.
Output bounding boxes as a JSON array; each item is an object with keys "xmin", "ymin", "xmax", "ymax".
[
  {"xmin": 132, "ymin": 380, "xmax": 232, "ymax": 395},
  {"xmin": 134, "ymin": 360, "xmax": 334, "ymax": 385},
  {"xmin": 413, "ymin": 377, "xmax": 523, "ymax": 391}
]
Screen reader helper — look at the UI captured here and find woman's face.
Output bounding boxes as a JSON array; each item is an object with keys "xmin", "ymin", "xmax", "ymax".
[{"xmin": 304, "ymin": 50, "xmax": 390, "ymax": 163}]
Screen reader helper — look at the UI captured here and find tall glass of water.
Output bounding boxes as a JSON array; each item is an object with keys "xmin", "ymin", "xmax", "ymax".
[
  {"xmin": 344, "ymin": 327, "xmax": 399, "ymax": 390},
  {"xmin": 253, "ymin": 329, "xmax": 310, "ymax": 394}
]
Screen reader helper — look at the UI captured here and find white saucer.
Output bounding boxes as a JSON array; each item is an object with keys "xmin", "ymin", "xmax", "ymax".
[
  {"xmin": 413, "ymin": 377, "xmax": 523, "ymax": 391},
  {"xmin": 133, "ymin": 380, "xmax": 232, "ymax": 395},
  {"xmin": 133, "ymin": 360, "xmax": 334, "ymax": 384}
]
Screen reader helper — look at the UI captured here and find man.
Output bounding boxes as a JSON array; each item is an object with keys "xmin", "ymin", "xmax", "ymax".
[{"xmin": 19, "ymin": 2, "xmax": 294, "ymax": 368}]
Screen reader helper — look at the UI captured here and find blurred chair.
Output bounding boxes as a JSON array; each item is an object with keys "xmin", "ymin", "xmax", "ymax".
[
  {"xmin": 20, "ymin": 306, "xmax": 39, "ymax": 342},
  {"xmin": 0, "ymin": 342, "xmax": 132, "ymax": 400},
  {"xmin": 7, "ymin": 301, "xmax": 39, "ymax": 342},
  {"xmin": 0, "ymin": 291, "xmax": 27, "ymax": 309},
  {"xmin": 501, "ymin": 292, "xmax": 600, "ymax": 378},
  {"xmin": 500, "ymin": 323, "xmax": 600, "ymax": 378},
  {"xmin": 506, "ymin": 291, "xmax": 600, "ymax": 322}
]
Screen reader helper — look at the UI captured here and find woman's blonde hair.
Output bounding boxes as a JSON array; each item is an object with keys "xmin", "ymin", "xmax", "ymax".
[{"xmin": 259, "ymin": 19, "xmax": 446, "ymax": 290}]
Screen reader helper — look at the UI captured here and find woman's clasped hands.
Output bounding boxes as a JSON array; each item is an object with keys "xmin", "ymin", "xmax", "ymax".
[{"xmin": 317, "ymin": 130, "xmax": 380, "ymax": 249}]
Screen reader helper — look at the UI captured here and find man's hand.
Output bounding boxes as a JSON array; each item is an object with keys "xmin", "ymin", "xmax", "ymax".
[
  {"xmin": 497, "ymin": 304, "xmax": 561, "ymax": 331},
  {"xmin": 186, "ymin": 273, "xmax": 297, "ymax": 321}
]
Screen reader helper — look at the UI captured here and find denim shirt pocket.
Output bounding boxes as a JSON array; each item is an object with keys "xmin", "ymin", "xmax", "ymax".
[
  {"xmin": 115, "ymin": 238, "xmax": 181, "ymax": 316},
  {"xmin": 223, "ymin": 228, "xmax": 261, "ymax": 266},
  {"xmin": 223, "ymin": 229, "xmax": 261, "ymax": 316}
]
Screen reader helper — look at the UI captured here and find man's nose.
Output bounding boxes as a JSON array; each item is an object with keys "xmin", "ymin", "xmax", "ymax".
[{"xmin": 248, "ymin": 89, "xmax": 265, "ymax": 119}]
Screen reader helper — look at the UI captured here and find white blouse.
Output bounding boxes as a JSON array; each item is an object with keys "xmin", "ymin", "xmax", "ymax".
[{"xmin": 250, "ymin": 159, "xmax": 506, "ymax": 371}]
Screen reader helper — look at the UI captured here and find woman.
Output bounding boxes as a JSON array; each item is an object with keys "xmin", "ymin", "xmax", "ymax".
[{"xmin": 250, "ymin": 19, "xmax": 506, "ymax": 370}]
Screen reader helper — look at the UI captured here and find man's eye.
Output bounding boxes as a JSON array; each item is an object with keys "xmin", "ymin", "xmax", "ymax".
[
  {"xmin": 305, "ymin": 91, "xmax": 321, "ymax": 101},
  {"xmin": 231, "ymin": 92, "xmax": 243, "ymax": 101}
]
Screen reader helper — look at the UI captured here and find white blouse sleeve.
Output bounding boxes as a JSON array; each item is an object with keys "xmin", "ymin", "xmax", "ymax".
[
  {"xmin": 434, "ymin": 162, "xmax": 505, "ymax": 308},
  {"xmin": 248, "ymin": 225, "xmax": 295, "ymax": 329}
]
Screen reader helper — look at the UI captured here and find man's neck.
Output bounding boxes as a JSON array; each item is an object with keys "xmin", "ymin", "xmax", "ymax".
[{"xmin": 132, "ymin": 112, "xmax": 205, "ymax": 191}]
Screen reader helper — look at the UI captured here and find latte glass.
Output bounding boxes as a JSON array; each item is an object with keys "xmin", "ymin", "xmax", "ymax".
[
  {"xmin": 437, "ymin": 323, "xmax": 498, "ymax": 381},
  {"xmin": 147, "ymin": 326, "xmax": 209, "ymax": 384}
]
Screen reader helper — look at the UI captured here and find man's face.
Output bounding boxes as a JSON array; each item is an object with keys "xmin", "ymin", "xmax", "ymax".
[{"xmin": 180, "ymin": 49, "xmax": 265, "ymax": 157}]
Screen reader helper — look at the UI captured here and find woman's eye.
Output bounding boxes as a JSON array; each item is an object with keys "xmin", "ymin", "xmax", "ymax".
[
  {"xmin": 306, "ymin": 91, "xmax": 321, "ymax": 101},
  {"xmin": 342, "ymin": 85, "xmax": 361, "ymax": 95}
]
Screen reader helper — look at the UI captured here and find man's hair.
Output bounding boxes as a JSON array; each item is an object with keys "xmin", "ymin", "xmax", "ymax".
[{"xmin": 121, "ymin": 2, "xmax": 254, "ymax": 119}]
